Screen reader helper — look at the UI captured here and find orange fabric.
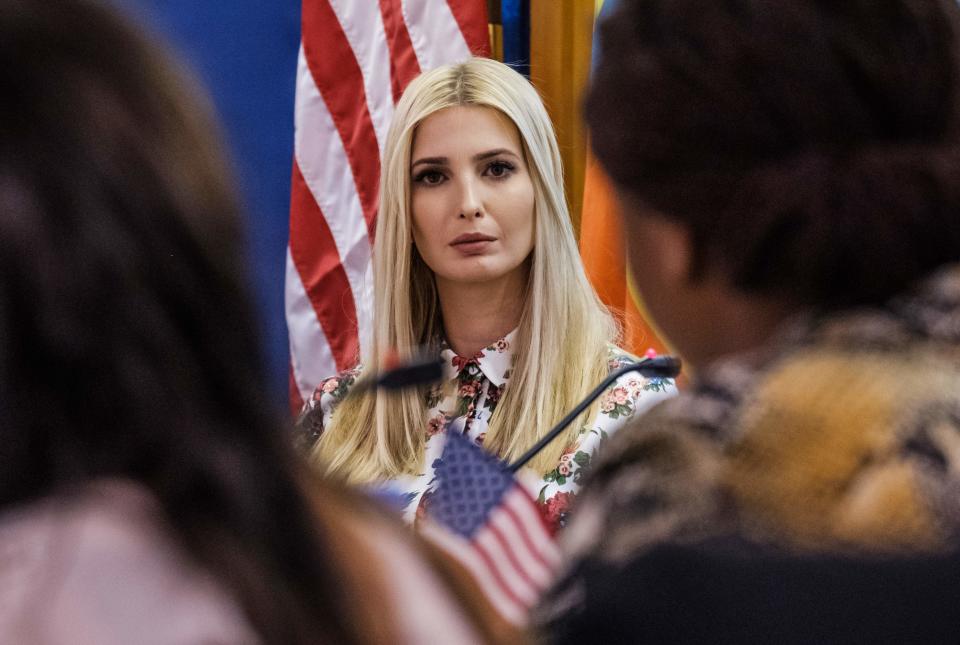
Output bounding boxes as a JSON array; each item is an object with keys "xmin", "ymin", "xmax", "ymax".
[{"xmin": 580, "ymin": 153, "xmax": 670, "ymax": 359}]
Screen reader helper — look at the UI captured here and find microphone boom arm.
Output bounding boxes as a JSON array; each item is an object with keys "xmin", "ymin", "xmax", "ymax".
[{"xmin": 506, "ymin": 356, "xmax": 680, "ymax": 473}]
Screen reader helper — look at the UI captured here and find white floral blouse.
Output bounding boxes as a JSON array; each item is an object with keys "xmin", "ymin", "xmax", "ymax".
[{"xmin": 296, "ymin": 329, "xmax": 675, "ymax": 532}]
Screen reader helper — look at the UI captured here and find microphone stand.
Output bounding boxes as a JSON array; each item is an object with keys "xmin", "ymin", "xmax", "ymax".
[
  {"xmin": 346, "ymin": 356, "xmax": 444, "ymax": 395},
  {"xmin": 507, "ymin": 356, "xmax": 681, "ymax": 473}
]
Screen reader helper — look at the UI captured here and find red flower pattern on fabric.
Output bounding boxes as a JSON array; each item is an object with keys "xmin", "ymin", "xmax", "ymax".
[
  {"xmin": 451, "ymin": 351, "xmax": 484, "ymax": 373},
  {"xmin": 458, "ymin": 381, "xmax": 479, "ymax": 398},
  {"xmin": 426, "ymin": 414, "xmax": 445, "ymax": 437},
  {"xmin": 542, "ymin": 491, "xmax": 576, "ymax": 533}
]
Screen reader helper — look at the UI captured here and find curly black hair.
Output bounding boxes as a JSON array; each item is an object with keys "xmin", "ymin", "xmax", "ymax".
[{"xmin": 587, "ymin": 0, "xmax": 960, "ymax": 307}]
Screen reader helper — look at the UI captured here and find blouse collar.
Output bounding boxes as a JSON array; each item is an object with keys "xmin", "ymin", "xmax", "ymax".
[{"xmin": 440, "ymin": 328, "xmax": 518, "ymax": 387}]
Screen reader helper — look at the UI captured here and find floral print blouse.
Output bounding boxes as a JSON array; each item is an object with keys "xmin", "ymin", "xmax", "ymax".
[{"xmin": 297, "ymin": 329, "xmax": 675, "ymax": 532}]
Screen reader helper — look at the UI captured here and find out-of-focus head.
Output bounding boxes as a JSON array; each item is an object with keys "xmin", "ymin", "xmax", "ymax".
[
  {"xmin": 588, "ymin": 0, "xmax": 960, "ymax": 359},
  {"xmin": 0, "ymin": 3, "xmax": 371, "ymax": 641},
  {"xmin": 0, "ymin": 0, "xmax": 271, "ymax": 502}
]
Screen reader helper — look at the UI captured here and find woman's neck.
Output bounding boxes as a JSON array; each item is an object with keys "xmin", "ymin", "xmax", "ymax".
[{"xmin": 436, "ymin": 272, "xmax": 526, "ymax": 357}]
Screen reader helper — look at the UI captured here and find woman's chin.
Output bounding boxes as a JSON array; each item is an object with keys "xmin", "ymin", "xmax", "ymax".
[
  {"xmin": 439, "ymin": 270, "xmax": 504, "ymax": 285},
  {"xmin": 430, "ymin": 253, "xmax": 531, "ymax": 289}
]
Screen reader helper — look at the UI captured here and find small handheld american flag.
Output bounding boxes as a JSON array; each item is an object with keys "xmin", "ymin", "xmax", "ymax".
[{"xmin": 419, "ymin": 431, "xmax": 562, "ymax": 625}]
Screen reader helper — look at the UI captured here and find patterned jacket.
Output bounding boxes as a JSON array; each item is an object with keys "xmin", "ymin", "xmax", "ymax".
[{"xmin": 538, "ymin": 265, "xmax": 960, "ymax": 625}]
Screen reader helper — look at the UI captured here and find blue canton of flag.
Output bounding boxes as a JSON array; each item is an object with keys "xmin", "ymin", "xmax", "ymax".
[
  {"xmin": 419, "ymin": 432, "xmax": 562, "ymax": 626},
  {"xmin": 430, "ymin": 431, "xmax": 516, "ymax": 536}
]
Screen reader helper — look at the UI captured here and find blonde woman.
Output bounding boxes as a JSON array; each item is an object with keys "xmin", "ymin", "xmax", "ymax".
[{"xmin": 297, "ymin": 58, "xmax": 674, "ymax": 531}]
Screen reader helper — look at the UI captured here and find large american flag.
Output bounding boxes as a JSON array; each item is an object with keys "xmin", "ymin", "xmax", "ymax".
[
  {"xmin": 286, "ymin": 1, "xmax": 491, "ymax": 413},
  {"xmin": 420, "ymin": 431, "xmax": 562, "ymax": 625}
]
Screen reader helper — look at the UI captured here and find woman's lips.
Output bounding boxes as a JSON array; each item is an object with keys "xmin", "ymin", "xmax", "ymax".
[{"xmin": 450, "ymin": 233, "xmax": 497, "ymax": 255}]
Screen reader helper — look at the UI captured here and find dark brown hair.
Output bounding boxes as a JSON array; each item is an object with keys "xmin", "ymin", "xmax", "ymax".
[
  {"xmin": 587, "ymin": 0, "xmax": 960, "ymax": 306},
  {"xmin": 0, "ymin": 1, "xmax": 362, "ymax": 642}
]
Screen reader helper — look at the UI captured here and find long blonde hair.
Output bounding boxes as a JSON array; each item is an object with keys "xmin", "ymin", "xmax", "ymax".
[{"xmin": 313, "ymin": 57, "xmax": 616, "ymax": 482}]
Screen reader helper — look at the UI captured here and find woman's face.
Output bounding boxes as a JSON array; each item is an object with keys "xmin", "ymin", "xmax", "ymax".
[{"xmin": 409, "ymin": 105, "xmax": 535, "ymax": 289}]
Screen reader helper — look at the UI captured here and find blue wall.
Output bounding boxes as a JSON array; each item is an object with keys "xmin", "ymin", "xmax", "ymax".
[{"xmin": 117, "ymin": 1, "xmax": 301, "ymax": 405}]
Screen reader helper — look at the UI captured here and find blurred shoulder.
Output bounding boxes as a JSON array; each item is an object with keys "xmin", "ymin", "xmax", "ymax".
[
  {"xmin": 0, "ymin": 480, "xmax": 257, "ymax": 644},
  {"xmin": 305, "ymin": 481, "xmax": 512, "ymax": 644}
]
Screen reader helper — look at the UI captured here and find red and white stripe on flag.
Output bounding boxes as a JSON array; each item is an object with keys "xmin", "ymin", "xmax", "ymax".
[
  {"xmin": 286, "ymin": 0, "xmax": 491, "ymax": 414},
  {"xmin": 420, "ymin": 486, "xmax": 563, "ymax": 626}
]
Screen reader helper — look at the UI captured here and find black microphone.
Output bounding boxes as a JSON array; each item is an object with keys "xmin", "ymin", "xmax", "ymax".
[
  {"xmin": 507, "ymin": 356, "xmax": 681, "ymax": 473},
  {"xmin": 347, "ymin": 356, "xmax": 444, "ymax": 395},
  {"xmin": 295, "ymin": 355, "xmax": 443, "ymax": 445}
]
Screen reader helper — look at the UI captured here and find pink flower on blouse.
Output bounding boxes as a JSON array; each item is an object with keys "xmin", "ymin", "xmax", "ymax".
[
  {"xmin": 321, "ymin": 378, "xmax": 339, "ymax": 394},
  {"xmin": 600, "ymin": 393, "xmax": 616, "ymax": 413},
  {"xmin": 557, "ymin": 451, "xmax": 576, "ymax": 477},
  {"xmin": 458, "ymin": 381, "xmax": 479, "ymax": 398},
  {"xmin": 612, "ymin": 386, "xmax": 630, "ymax": 405},
  {"xmin": 495, "ymin": 338, "xmax": 510, "ymax": 352}
]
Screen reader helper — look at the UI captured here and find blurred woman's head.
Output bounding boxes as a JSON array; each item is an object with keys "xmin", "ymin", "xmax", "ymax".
[
  {"xmin": 315, "ymin": 58, "xmax": 617, "ymax": 479},
  {"xmin": 0, "ymin": 0, "xmax": 267, "ymax": 502},
  {"xmin": 588, "ymin": 0, "xmax": 960, "ymax": 362},
  {"xmin": 0, "ymin": 1, "xmax": 362, "ymax": 641}
]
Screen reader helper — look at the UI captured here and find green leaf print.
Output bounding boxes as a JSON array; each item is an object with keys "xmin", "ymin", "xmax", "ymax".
[
  {"xmin": 644, "ymin": 377, "xmax": 674, "ymax": 393},
  {"xmin": 607, "ymin": 402, "xmax": 634, "ymax": 419}
]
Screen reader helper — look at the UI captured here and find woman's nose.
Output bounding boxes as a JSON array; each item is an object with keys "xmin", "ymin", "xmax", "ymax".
[{"xmin": 457, "ymin": 178, "xmax": 483, "ymax": 219}]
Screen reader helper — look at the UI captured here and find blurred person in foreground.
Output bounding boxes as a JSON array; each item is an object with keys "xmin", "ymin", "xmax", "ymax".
[
  {"xmin": 0, "ymin": 1, "xmax": 508, "ymax": 643},
  {"xmin": 536, "ymin": 0, "xmax": 960, "ymax": 641}
]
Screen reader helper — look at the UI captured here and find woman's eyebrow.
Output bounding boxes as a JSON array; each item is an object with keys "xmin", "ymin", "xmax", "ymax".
[
  {"xmin": 472, "ymin": 148, "xmax": 519, "ymax": 162},
  {"xmin": 411, "ymin": 156, "xmax": 447, "ymax": 169},
  {"xmin": 411, "ymin": 148, "xmax": 520, "ymax": 169}
]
